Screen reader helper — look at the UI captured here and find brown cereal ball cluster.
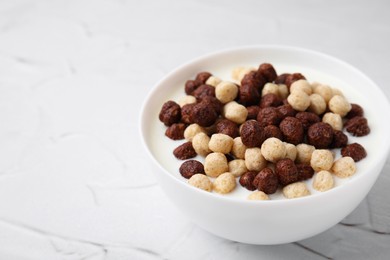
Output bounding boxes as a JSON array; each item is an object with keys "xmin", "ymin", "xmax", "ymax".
[{"xmin": 158, "ymin": 64, "xmax": 370, "ymax": 199}]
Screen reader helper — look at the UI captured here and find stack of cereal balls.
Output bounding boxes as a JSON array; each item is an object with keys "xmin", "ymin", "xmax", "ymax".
[{"xmin": 159, "ymin": 63, "xmax": 369, "ymax": 200}]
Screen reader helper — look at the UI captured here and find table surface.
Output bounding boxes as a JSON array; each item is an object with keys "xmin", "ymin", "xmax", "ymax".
[{"xmin": 1, "ymin": 0, "xmax": 390, "ymax": 259}]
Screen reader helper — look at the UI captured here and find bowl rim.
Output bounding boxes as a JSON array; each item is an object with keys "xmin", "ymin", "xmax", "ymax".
[{"xmin": 139, "ymin": 44, "xmax": 390, "ymax": 206}]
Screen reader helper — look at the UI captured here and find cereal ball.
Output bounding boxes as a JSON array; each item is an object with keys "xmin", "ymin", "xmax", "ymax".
[
  {"xmin": 258, "ymin": 63, "xmax": 277, "ymax": 82},
  {"xmin": 195, "ymin": 71, "xmax": 212, "ymax": 84},
  {"xmin": 253, "ymin": 168, "xmax": 279, "ymax": 194},
  {"xmin": 310, "ymin": 149, "xmax": 334, "ymax": 172},
  {"xmin": 346, "ymin": 103, "xmax": 364, "ymax": 119},
  {"xmin": 283, "ymin": 182, "xmax": 310, "ymax": 199},
  {"xmin": 278, "ymin": 84, "xmax": 289, "ymax": 99},
  {"xmin": 231, "ymin": 67, "xmax": 256, "ymax": 83},
  {"xmin": 184, "ymin": 123, "xmax": 206, "ymax": 141},
  {"xmin": 328, "ymin": 95, "xmax": 351, "ymax": 117},
  {"xmin": 257, "ymin": 107, "xmax": 283, "ymax": 126},
  {"xmin": 192, "ymin": 102, "xmax": 218, "ymax": 127},
  {"xmin": 274, "ymin": 73, "xmax": 290, "ymax": 84},
  {"xmin": 322, "ymin": 112, "xmax": 343, "ymax": 131},
  {"xmin": 313, "ymin": 170, "xmax": 334, "ymax": 192},
  {"xmin": 307, "ymin": 122, "xmax": 334, "ymax": 149},
  {"xmin": 290, "ymin": 79, "xmax": 312, "ymax": 95},
  {"xmin": 332, "ymin": 88, "xmax": 344, "ymax": 97},
  {"xmin": 279, "ymin": 117, "xmax": 304, "ymax": 145},
  {"xmin": 331, "ymin": 130, "xmax": 348, "ymax": 148},
  {"xmin": 246, "ymin": 105, "xmax": 260, "ymax": 120},
  {"xmin": 285, "ymin": 73, "xmax": 306, "ymax": 88},
  {"xmin": 159, "ymin": 100, "xmax": 181, "ymax": 126},
  {"xmin": 185, "ymin": 80, "xmax": 201, "ymax": 95},
  {"xmin": 188, "ymin": 174, "xmax": 212, "ymax": 192},
  {"xmin": 284, "ymin": 142, "xmax": 297, "ymax": 161},
  {"xmin": 238, "ymin": 83, "xmax": 261, "ymax": 106},
  {"xmin": 287, "ymin": 90, "xmax": 310, "ymax": 111},
  {"xmin": 239, "ymin": 171, "xmax": 257, "ymax": 190},
  {"xmin": 178, "ymin": 95, "xmax": 197, "ymax": 107},
  {"xmin": 277, "ymin": 104, "xmax": 297, "ymax": 119},
  {"xmin": 275, "ymin": 158, "xmax": 299, "ymax": 186},
  {"xmin": 215, "ymin": 119, "xmax": 239, "ymax": 138},
  {"xmin": 264, "ymin": 125, "xmax": 283, "ymax": 140},
  {"xmin": 192, "ymin": 132, "xmax": 211, "ymax": 156},
  {"xmin": 261, "ymin": 137, "xmax": 287, "ymax": 163},
  {"xmin": 180, "ymin": 103, "xmax": 196, "ymax": 124},
  {"xmin": 204, "ymin": 152, "xmax": 229, "ymax": 177},
  {"xmin": 231, "ymin": 137, "xmax": 247, "ymax": 159},
  {"xmin": 222, "ymin": 101, "xmax": 248, "ymax": 124},
  {"xmin": 331, "ymin": 156, "xmax": 356, "ymax": 178},
  {"xmin": 173, "ymin": 141, "xmax": 197, "ymax": 160},
  {"xmin": 165, "ymin": 123, "xmax": 186, "ymax": 140},
  {"xmin": 208, "ymin": 133, "xmax": 234, "ymax": 154},
  {"xmin": 179, "ymin": 160, "xmax": 204, "ymax": 179},
  {"xmin": 200, "ymin": 96, "xmax": 223, "ymax": 115},
  {"xmin": 341, "ymin": 143, "xmax": 367, "ymax": 162},
  {"xmin": 206, "ymin": 76, "xmax": 222, "ymax": 87},
  {"xmin": 229, "ymin": 159, "xmax": 248, "ymax": 177},
  {"xmin": 345, "ymin": 116, "xmax": 370, "ymax": 136},
  {"xmin": 260, "ymin": 93, "xmax": 282, "ymax": 108},
  {"xmin": 241, "ymin": 71, "xmax": 266, "ymax": 91},
  {"xmin": 213, "ymin": 172, "xmax": 236, "ymax": 194},
  {"xmin": 262, "ymin": 83, "xmax": 279, "ymax": 97},
  {"xmin": 247, "ymin": 191, "xmax": 270, "ymax": 200},
  {"xmin": 296, "ymin": 144, "xmax": 315, "ymax": 164},
  {"xmin": 192, "ymin": 84, "xmax": 215, "ymax": 99},
  {"xmin": 215, "ymin": 81, "xmax": 238, "ymax": 104},
  {"xmin": 240, "ymin": 120, "xmax": 266, "ymax": 148},
  {"xmin": 245, "ymin": 147, "xmax": 267, "ymax": 171},
  {"xmin": 296, "ymin": 163, "xmax": 315, "ymax": 181},
  {"xmin": 314, "ymin": 84, "xmax": 333, "ymax": 102},
  {"xmin": 308, "ymin": 93, "xmax": 327, "ymax": 115},
  {"xmin": 295, "ymin": 112, "xmax": 320, "ymax": 131}
]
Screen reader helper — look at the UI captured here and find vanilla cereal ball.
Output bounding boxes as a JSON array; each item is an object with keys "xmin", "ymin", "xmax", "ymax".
[
  {"xmin": 208, "ymin": 133, "xmax": 234, "ymax": 154},
  {"xmin": 328, "ymin": 95, "xmax": 351, "ymax": 117},
  {"xmin": 262, "ymin": 83, "xmax": 279, "ymax": 97},
  {"xmin": 313, "ymin": 84, "xmax": 333, "ymax": 102},
  {"xmin": 178, "ymin": 95, "xmax": 197, "ymax": 107},
  {"xmin": 296, "ymin": 144, "xmax": 315, "ymax": 164},
  {"xmin": 231, "ymin": 67, "xmax": 256, "ymax": 83},
  {"xmin": 278, "ymin": 84, "xmax": 289, "ymax": 99},
  {"xmin": 290, "ymin": 79, "xmax": 312, "ymax": 95},
  {"xmin": 261, "ymin": 137, "xmax": 287, "ymax": 163},
  {"xmin": 322, "ymin": 112, "xmax": 343, "ymax": 131},
  {"xmin": 310, "ymin": 149, "xmax": 334, "ymax": 172},
  {"xmin": 192, "ymin": 132, "xmax": 211, "ymax": 156},
  {"xmin": 213, "ymin": 172, "xmax": 236, "ymax": 194},
  {"xmin": 308, "ymin": 93, "xmax": 327, "ymax": 115},
  {"xmin": 215, "ymin": 81, "xmax": 239, "ymax": 104},
  {"xmin": 231, "ymin": 137, "xmax": 247, "ymax": 159},
  {"xmin": 312, "ymin": 170, "xmax": 334, "ymax": 192},
  {"xmin": 184, "ymin": 123, "xmax": 207, "ymax": 141},
  {"xmin": 228, "ymin": 159, "xmax": 248, "ymax": 177},
  {"xmin": 188, "ymin": 174, "xmax": 212, "ymax": 192},
  {"xmin": 332, "ymin": 88, "xmax": 344, "ymax": 97},
  {"xmin": 204, "ymin": 152, "xmax": 229, "ymax": 177},
  {"xmin": 284, "ymin": 142, "xmax": 297, "ymax": 161},
  {"xmin": 245, "ymin": 147, "xmax": 267, "ymax": 171},
  {"xmin": 222, "ymin": 101, "xmax": 248, "ymax": 124},
  {"xmin": 287, "ymin": 90, "xmax": 310, "ymax": 111},
  {"xmin": 247, "ymin": 191, "xmax": 269, "ymax": 200},
  {"xmin": 283, "ymin": 182, "xmax": 310, "ymax": 199},
  {"xmin": 205, "ymin": 76, "xmax": 222, "ymax": 87},
  {"xmin": 332, "ymin": 156, "xmax": 356, "ymax": 178}
]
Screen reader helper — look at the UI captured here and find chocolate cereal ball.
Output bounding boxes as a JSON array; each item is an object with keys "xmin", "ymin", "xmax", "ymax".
[
  {"xmin": 307, "ymin": 122, "xmax": 334, "ymax": 149},
  {"xmin": 239, "ymin": 84, "xmax": 261, "ymax": 106},
  {"xmin": 192, "ymin": 84, "xmax": 215, "ymax": 99},
  {"xmin": 216, "ymin": 119, "xmax": 239, "ymax": 138},
  {"xmin": 296, "ymin": 163, "xmax": 315, "ymax": 181},
  {"xmin": 259, "ymin": 93, "xmax": 282, "ymax": 108},
  {"xmin": 180, "ymin": 103, "xmax": 196, "ymax": 124},
  {"xmin": 240, "ymin": 120, "xmax": 266, "ymax": 148},
  {"xmin": 346, "ymin": 103, "xmax": 364, "ymax": 119},
  {"xmin": 279, "ymin": 117, "xmax": 304, "ymax": 145},
  {"xmin": 165, "ymin": 123, "xmax": 186, "ymax": 140},
  {"xmin": 295, "ymin": 112, "xmax": 320, "ymax": 131},
  {"xmin": 257, "ymin": 63, "xmax": 277, "ymax": 82},
  {"xmin": 192, "ymin": 102, "xmax": 218, "ymax": 127},
  {"xmin": 257, "ymin": 107, "xmax": 283, "ymax": 127},
  {"xmin": 275, "ymin": 158, "xmax": 299, "ymax": 186},
  {"xmin": 341, "ymin": 143, "xmax": 367, "ymax": 162},
  {"xmin": 173, "ymin": 141, "xmax": 197, "ymax": 160},
  {"xmin": 263, "ymin": 125, "xmax": 283, "ymax": 140},
  {"xmin": 284, "ymin": 73, "xmax": 306, "ymax": 88},
  {"xmin": 179, "ymin": 160, "xmax": 205, "ymax": 179},
  {"xmin": 246, "ymin": 105, "xmax": 261, "ymax": 120},
  {"xmin": 239, "ymin": 171, "xmax": 257, "ymax": 191},
  {"xmin": 159, "ymin": 100, "xmax": 181, "ymax": 126},
  {"xmin": 277, "ymin": 104, "xmax": 297, "ymax": 119},
  {"xmin": 241, "ymin": 71, "xmax": 266, "ymax": 91},
  {"xmin": 331, "ymin": 130, "xmax": 348, "ymax": 148},
  {"xmin": 253, "ymin": 168, "xmax": 279, "ymax": 194},
  {"xmin": 345, "ymin": 116, "xmax": 370, "ymax": 136},
  {"xmin": 195, "ymin": 71, "xmax": 212, "ymax": 84}
]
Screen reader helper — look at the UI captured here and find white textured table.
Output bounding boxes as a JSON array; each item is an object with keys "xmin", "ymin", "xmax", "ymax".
[{"xmin": 1, "ymin": 0, "xmax": 390, "ymax": 259}]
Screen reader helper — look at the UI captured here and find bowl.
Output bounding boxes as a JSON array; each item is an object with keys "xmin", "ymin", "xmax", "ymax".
[{"xmin": 139, "ymin": 45, "xmax": 390, "ymax": 244}]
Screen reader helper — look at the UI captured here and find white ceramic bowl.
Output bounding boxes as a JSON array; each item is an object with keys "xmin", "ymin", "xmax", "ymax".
[{"xmin": 140, "ymin": 46, "xmax": 390, "ymax": 244}]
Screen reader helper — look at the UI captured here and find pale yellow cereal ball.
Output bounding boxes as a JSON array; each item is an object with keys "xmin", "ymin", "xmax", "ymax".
[
  {"xmin": 188, "ymin": 174, "xmax": 212, "ymax": 192},
  {"xmin": 204, "ymin": 152, "xmax": 229, "ymax": 177},
  {"xmin": 328, "ymin": 95, "xmax": 351, "ymax": 117},
  {"xmin": 184, "ymin": 123, "xmax": 207, "ymax": 141},
  {"xmin": 308, "ymin": 93, "xmax": 327, "ymax": 115},
  {"xmin": 231, "ymin": 67, "xmax": 256, "ymax": 83},
  {"xmin": 322, "ymin": 112, "xmax": 343, "ymax": 131},
  {"xmin": 205, "ymin": 76, "xmax": 222, "ymax": 87},
  {"xmin": 245, "ymin": 147, "xmax": 267, "ymax": 171},
  {"xmin": 283, "ymin": 182, "xmax": 310, "ymax": 199},
  {"xmin": 287, "ymin": 90, "xmax": 310, "ymax": 111},
  {"xmin": 290, "ymin": 79, "xmax": 312, "ymax": 95},
  {"xmin": 192, "ymin": 132, "xmax": 211, "ymax": 157},
  {"xmin": 231, "ymin": 137, "xmax": 247, "ymax": 159},
  {"xmin": 296, "ymin": 144, "xmax": 315, "ymax": 164},
  {"xmin": 332, "ymin": 156, "xmax": 356, "ymax": 178},
  {"xmin": 284, "ymin": 142, "xmax": 297, "ymax": 161},
  {"xmin": 262, "ymin": 83, "xmax": 280, "ymax": 97},
  {"xmin": 215, "ymin": 81, "xmax": 239, "ymax": 104},
  {"xmin": 311, "ymin": 81, "xmax": 321, "ymax": 89},
  {"xmin": 213, "ymin": 172, "xmax": 236, "ymax": 194},
  {"xmin": 228, "ymin": 159, "xmax": 248, "ymax": 177},
  {"xmin": 310, "ymin": 149, "xmax": 334, "ymax": 172},
  {"xmin": 261, "ymin": 137, "xmax": 287, "ymax": 163},
  {"xmin": 313, "ymin": 84, "xmax": 333, "ymax": 102},
  {"xmin": 222, "ymin": 101, "xmax": 248, "ymax": 124},
  {"xmin": 278, "ymin": 84, "xmax": 289, "ymax": 99},
  {"xmin": 312, "ymin": 170, "xmax": 334, "ymax": 192},
  {"xmin": 332, "ymin": 88, "xmax": 344, "ymax": 97},
  {"xmin": 178, "ymin": 95, "xmax": 197, "ymax": 107},
  {"xmin": 247, "ymin": 191, "xmax": 269, "ymax": 200},
  {"xmin": 208, "ymin": 133, "xmax": 234, "ymax": 154}
]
